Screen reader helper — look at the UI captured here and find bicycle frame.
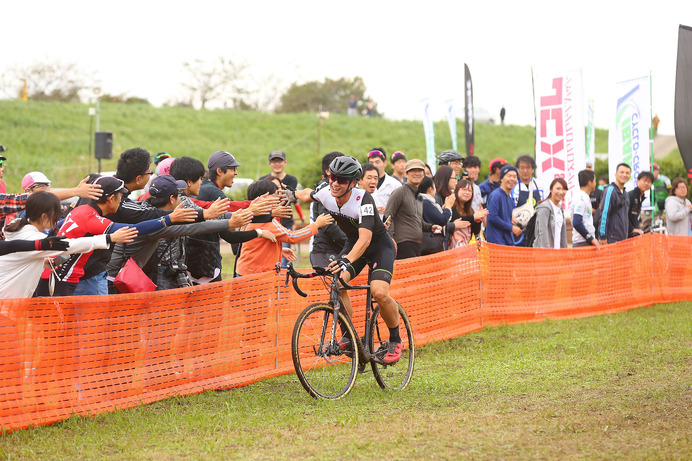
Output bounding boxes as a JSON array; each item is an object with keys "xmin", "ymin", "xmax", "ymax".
[{"xmin": 285, "ymin": 263, "xmax": 377, "ymax": 364}]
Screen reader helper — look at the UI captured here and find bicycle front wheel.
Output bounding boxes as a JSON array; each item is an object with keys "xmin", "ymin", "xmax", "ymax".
[
  {"xmin": 291, "ymin": 303, "xmax": 359, "ymax": 399},
  {"xmin": 368, "ymin": 303, "xmax": 415, "ymax": 391}
]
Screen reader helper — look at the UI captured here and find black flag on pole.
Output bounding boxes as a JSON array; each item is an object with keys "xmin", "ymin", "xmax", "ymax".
[
  {"xmin": 464, "ymin": 64, "xmax": 474, "ymax": 156},
  {"xmin": 675, "ymin": 24, "xmax": 692, "ymax": 180}
]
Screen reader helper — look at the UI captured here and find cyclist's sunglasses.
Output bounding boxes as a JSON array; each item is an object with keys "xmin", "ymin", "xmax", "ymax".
[
  {"xmin": 0, "ymin": 160, "xmax": 4, "ymax": 167},
  {"xmin": 329, "ymin": 175, "xmax": 350, "ymax": 185}
]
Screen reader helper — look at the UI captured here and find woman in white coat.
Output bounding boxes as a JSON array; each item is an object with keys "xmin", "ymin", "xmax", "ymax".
[
  {"xmin": 0, "ymin": 191, "xmax": 136, "ymax": 299},
  {"xmin": 665, "ymin": 178, "xmax": 692, "ymax": 236}
]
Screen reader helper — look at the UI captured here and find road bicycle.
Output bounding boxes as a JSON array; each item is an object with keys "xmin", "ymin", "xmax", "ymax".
[{"xmin": 285, "ymin": 262, "xmax": 414, "ymax": 399}]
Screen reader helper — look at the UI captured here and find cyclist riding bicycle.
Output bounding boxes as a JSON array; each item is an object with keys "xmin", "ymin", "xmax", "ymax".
[{"xmin": 295, "ymin": 155, "xmax": 403, "ymax": 364}]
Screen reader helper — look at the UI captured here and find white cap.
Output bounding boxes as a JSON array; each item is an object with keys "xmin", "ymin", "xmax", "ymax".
[{"xmin": 21, "ymin": 171, "xmax": 51, "ymax": 191}]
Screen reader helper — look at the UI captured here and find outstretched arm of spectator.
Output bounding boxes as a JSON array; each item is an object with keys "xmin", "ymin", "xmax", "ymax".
[
  {"xmin": 52, "ymin": 177, "xmax": 103, "ymax": 201},
  {"xmin": 0, "ymin": 238, "xmax": 69, "ymax": 256}
]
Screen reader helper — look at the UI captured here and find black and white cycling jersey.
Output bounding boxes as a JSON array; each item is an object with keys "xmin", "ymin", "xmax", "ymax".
[{"xmin": 311, "ymin": 186, "xmax": 388, "ymax": 241}]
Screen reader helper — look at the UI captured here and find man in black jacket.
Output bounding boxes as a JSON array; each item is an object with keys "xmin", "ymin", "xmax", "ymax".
[
  {"xmin": 628, "ymin": 171, "xmax": 653, "ymax": 237},
  {"xmin": 597, "ymin": 163, "xmax": 631, "ymax": 244}
]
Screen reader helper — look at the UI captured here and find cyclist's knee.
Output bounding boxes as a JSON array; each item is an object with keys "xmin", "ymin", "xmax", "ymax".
[{"xmin": 370, "ymin": 282, "xmax": 390, "ymax": 303}]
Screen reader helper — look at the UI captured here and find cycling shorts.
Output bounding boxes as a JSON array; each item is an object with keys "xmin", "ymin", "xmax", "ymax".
[{"xmin": 340, "ymin": 234, "xmax": 395, "ymax": 284}]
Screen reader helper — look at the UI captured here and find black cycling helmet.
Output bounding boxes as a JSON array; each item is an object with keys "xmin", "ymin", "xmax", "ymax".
[
  {"xmin": 437, "ymin": 149, "xmax": 463, "ymax": 165},
  {"xmin": 328, "ymin": 156, "xmax": 362, "ymax": 181}
]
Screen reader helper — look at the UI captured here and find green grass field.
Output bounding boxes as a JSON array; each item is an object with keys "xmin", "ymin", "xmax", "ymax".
[
  {"xmin": 0, "ymin": 99, "xmax": 611, "ymax": 195},
  {"xmin": 1, "ymin": 301, "xmax": 690, "ymax": 460}
]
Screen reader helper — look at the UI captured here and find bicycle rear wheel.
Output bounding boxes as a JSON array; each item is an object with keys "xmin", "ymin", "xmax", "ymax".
[
  {"xmin": 368, "ymin": 303, "xmax": 415, "ymax": 391},
  {"xmin": 291, "ymin": 303, "xmax": 359, "ymax": 399}
]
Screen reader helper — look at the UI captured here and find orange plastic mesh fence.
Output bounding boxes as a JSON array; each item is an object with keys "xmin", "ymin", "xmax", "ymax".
[{"xmin": 1, "ymin": 233, "xmax": 690, "ymax": 431}]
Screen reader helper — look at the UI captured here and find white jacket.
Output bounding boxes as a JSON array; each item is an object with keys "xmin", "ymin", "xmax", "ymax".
[
  {"xmin": 0, "ymin": 224, "xmax": 109, "ymax": 300},
  {"xmin": 665, "ymin": 196, "xmax": 692, "ymax": 236},
  {"xmin": 372, "ymin": 174, "xmax": 402, "ymax": 215}
]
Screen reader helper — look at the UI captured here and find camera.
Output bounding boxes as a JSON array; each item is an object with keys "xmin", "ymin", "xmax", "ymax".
[
  {"xmin": 164, "ymin": 262, "xmax": 188, "ymax": 275},
  {"xmin": 164, "ymin": 262, "xmax": 191, "ymax": 288}
]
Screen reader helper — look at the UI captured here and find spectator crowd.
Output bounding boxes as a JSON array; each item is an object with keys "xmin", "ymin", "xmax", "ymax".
[{"xmin": 0, "ymin": 143, "xmax": 690, "ymax": 300}]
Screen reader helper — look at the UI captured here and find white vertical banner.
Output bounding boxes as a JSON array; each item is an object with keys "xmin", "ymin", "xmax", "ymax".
[
  {"xmin": 445, "ymin": 98, "xmax": 458, "ymax": 152},
  {"xmin": 421, "ymin": 97, "xmax": 436, "ymax": 172},
  {"xmin": 586, "ymin": 99, "xmax": 595, "ymax": 166},
  {"xmin": 534, "ymin": 67, "xmax": 586, "ymax": 213},
  {"xmin": 608, "ymin": 75, "xmax": 652, "ymax": 190}
]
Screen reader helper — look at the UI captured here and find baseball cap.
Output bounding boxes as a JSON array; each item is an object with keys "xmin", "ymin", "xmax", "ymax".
[
  {"xmin": 156, "ymin": 157, "xmax": 175, "ymax": 176},
  {"xmin": 391, "ymin": 151, "xmax": 406, "ymax": 163},
  {"xmin": 489, "ymin": 157, "xmax": 507, "ymax": 172},
  {"xmin": 93, "ymin": 176, "xmax": 128, "ymax": 196},
  {"xmin": 268, "ymin": 150, "xmax": 286, "ymax": 161},
  {"xmin": 208, "ymin": 151, "xmax": 241, "ymax": 171},
  {"xmin": 149, "ymin": 174, "xmax": 187, "ymax": 199},
  {"xmin": 154, "ymin": 152, "xmax": 171, "ymax": 165},
  {"xmin": 405, "ymin": 158, "xmax": 426, "ymax": 173},
  {"xmin": 499, "ymin": 164, "xmax": 519, "ymax": 180},
  {"xmin": 21, "ymin": 172, "xmax": 51, "ymax": 191}
]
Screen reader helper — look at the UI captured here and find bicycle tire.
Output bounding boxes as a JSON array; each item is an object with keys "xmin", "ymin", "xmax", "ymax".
[
  {"xmin": 368, "ymin": 303, "xmax": 415, "ymax": 391},
  {"xmin": 291, "ymin": 303, "xmax": 359, "ymax": 399}
]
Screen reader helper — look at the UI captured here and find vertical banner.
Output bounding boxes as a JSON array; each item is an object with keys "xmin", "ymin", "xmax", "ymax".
[
  {"xmin": 675, "ymin": 24, "xmax": 692, "ymax": 180},
  {"xmin": 421, "ymin": 97, "xmax": 436, "ymax": 171},
  {"xmin": 608, "ymin": 75, "xmax": 652, "ymax": 190},
  {"xmin": 445, "ymin": 98, "xmax": 458, "ymax": 152},
  {"xmin": 464, "ymin": 64, "xmax": 474, "ymax": 156},
  {"xmin": 586, "ymin": 99, "xmax": 595, "ymax": 167},
  {"xmin": 534, "ymin": 67, "xmax": 586, "ymax": 212}
]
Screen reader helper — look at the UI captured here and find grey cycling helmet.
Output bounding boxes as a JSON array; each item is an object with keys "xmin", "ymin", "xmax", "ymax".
[
  {"xmin": 328, "ymin": 156, "xmax": 362, "ymax": 181},
  {"xmin": 437, "ymin": 149, "xmax": 463, "ymax": 165}
]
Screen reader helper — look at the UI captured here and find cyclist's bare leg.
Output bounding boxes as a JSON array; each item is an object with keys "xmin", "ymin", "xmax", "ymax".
[
  {"xmin": 338, "ymin": 271, "xmax": 354, "ymax": 319},
  {"xmin": 370, "ymin": 280, "xmax": 399, "ymax": 329}
]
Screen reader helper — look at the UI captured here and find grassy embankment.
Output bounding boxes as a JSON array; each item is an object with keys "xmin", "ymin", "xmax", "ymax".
[
  {"xmin": 1, "ymin": 301, "xmax": 689, "ymax": 459},
  {"xmin": 0, "ymin": 99, "xmax": 611, "ymax": 194}
]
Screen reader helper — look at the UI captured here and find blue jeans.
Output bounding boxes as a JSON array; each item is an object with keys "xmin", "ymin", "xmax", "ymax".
[{"xmin": 73, "ymin": 271, "xmax": 108, "ymax": 296}]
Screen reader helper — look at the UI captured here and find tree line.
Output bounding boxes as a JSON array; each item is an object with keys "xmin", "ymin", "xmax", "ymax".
[{"xmin": 0, "ymin": 57, "xmax": 379, "ymax": 115}]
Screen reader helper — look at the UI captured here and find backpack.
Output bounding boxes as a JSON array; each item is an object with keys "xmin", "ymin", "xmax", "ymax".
[{"xmin": 518, "ymin": 212, "xmax": 538, "ymax": 247}]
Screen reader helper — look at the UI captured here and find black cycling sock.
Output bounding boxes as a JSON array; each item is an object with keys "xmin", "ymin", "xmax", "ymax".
[
  {"xmin": 339, "ymin": 322, "xmax": 351, "ymax": 339},
  {"xmin": 388, "ymin": 326, "xmax": 401, "ymax": 343}
]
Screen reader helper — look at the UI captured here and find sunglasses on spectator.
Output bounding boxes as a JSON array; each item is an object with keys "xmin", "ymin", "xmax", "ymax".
[
  {"xmin": 29, "ymin": 183, "xmax": 50, "ymax": 191},
  {"xmin": 329, "ymin": 175, "xmax": 349, "ymax": 185},
  {"xmin": 367, "ymin": 150, "xmax": 385, "ymax": 159}
]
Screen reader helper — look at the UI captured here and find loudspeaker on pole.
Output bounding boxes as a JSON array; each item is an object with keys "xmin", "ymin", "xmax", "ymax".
[{"xmin": 94, "ymin": 131, "xmax": 113, "ymax": 159}]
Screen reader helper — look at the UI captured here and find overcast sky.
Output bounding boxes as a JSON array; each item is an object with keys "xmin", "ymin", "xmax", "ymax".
[{"xmin": 2, "ymin": 1, "xmax": 690, "ymax": 135}]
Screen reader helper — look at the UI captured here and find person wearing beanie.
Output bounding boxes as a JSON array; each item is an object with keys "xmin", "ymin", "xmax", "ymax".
[
  {"xmin": 485, "ymin": 164, "xmax": 522, "ymax": 245},
  {"xmin": 479, "ymin": 157, "xmax": 506, "ymax": 206}
]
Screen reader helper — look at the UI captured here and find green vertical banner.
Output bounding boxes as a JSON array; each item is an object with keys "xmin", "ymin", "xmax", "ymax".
[
  {"xmin": 586, "ymin": 99, "xmax": 595, "ymax": 166},
  {"xmin": 421, "ymin": 97, "xmax": 436, "ymax": 173},
  {"xmin": 446, "ymin": 98, "xmax": 458, "ymax": 152}
]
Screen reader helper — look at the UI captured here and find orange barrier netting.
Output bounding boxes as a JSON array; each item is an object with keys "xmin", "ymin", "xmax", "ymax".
[{"xmin": 1, "ymin": 233, "xmax": 690, "ymax": 432}]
